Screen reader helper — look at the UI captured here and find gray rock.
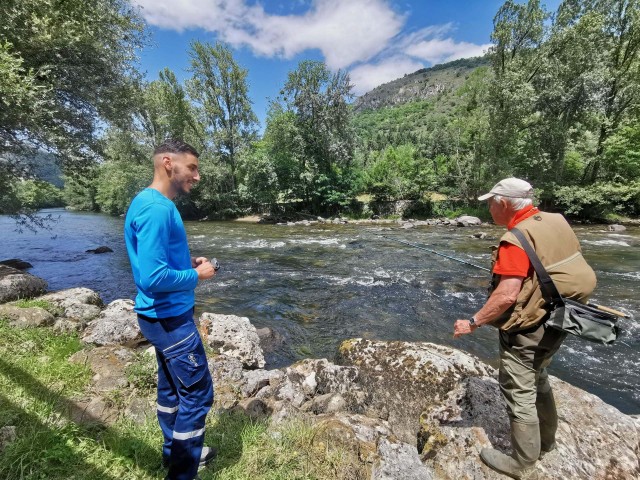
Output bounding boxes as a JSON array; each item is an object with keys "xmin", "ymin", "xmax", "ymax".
[
  {"xmin": 201, "ymin": 313, "xmax": 265, "ymax": 369},
  {"xmin": 69, "ymin": 396, "xmax": 119, "ymax": 425},
  {"xmin": 256, "ymin": 326, "xmax": 285, "ymax": 353},
  {"xmin": 336, "ymin": 339, "xmax": 494, "ymax": 445},
  {"xmin": 373, "ymin": 437, "xmax": 434, "ymax": 480},
  {"xmin": 39, "ymin": 287, "xmax": 103, "ymax": 325},
  {"xmin": 0, "ymin": 305, "xmax": 54, "ymax": 328},
  {"xmin": 455, "ymin": 215, "xmax": 483, "ymax": 227},
  {"xmin": 0, "ymin": 259, "xmax": 32, "ymax": 270},
  {"xmin": 208, "ymin": 355, "xmax": 244, "ymax": 409},
  {"xmin": 233, "ymin": 398, "xmax": 269, "ymax": 420},
  {"xmin": 418, "ymin": 374, "xmax": 640, "ymax": 480},
  {"xmin": 311, "ymin": 412, "xmax": 393, "ymax": 466},
  {"xmin": 268, "ymin": 400, "xmax": 304, "ymax": 427},
  {"xmin": 241, "ymin": 369, "xmax": 283, "ymax": 398},
  {"xmin": 608, "ymin": 224, "xmax": 627, "ymax": 232},
  {"xmin": 0, "ymin": 265, "xmax": 47, "ymax": 304},
  {"xmin": 303, "ymin": 393, "xmax": 347, "ymax": 415},
  {"xmin": 124, "ymin": 396, "xmax": 155, "ymax": 424},
  {"xmin": 81, "ymin": 299, "xmax": 144, "ymax": 346},
  {"xmin": 472, "ymin": 232, "xmax": 488, "ymax": 239},
  {"xmin": 85, "ymin": 246, "xmax": 113, "ymax": 254}
]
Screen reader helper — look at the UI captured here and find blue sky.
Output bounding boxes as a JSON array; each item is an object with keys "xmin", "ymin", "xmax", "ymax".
[{"xmin": 133, "ymin": 0, "xmax": 561, "ymax": 128}]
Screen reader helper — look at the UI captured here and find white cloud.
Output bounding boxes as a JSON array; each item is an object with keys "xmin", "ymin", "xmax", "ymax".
[
  {"xmin": 132, "ymin": 0, "xmax": 405, "ymax": 69},
  {"xmin": 132, "ymin": 0, "xmax": 492, "ymax": 94},
  {"xmin": 348, "ymin": 57, "xmax": 425, "ymax": 95},
  {"xmin": 405, "ymin": 38, "xmax": 492, "ymax": 64}
]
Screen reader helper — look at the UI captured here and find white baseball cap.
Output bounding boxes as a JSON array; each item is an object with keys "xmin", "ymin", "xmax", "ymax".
[{"xmin": 478, "ymin": 177, "xmax": 534, "ymax": 201}]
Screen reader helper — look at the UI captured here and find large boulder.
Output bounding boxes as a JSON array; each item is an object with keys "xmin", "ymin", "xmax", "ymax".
[
  {"xmin": 38, "ymin": 288, "xmax": 103, "ymax": 319},
  {"xmin": 418, "ymin": 374, "xmax": 640, "ymax": 479},
  {"xmin": 200, "ymin": 313, "xmax": 265, "ymax": 368},
  {"xmin": 81, "ymin": 299, "xmax": 144, "ymax": 347},
  {"xmin": 336, "ymin": 339, "xmax": 495, "ymax": 445},
  {"xmin": 373, "ymin": 437, "xmax": 434, "ymax": 480},
  {"xmin": 455, "ymin": 215, "xmax": 483, "ymax": 227},
  {"xmin": 38, "ymin": 288, "xmax": 103, "ymax": 332},
  {"xmin": 0, "ymin": 265, "xmax": 47, "ymax": 304},
  {"xmin": 0, "ymin": 259, "xmax": 32, "ymax": 270}
]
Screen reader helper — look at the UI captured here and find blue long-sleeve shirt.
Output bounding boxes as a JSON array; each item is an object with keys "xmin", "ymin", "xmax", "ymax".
[{"xmin": 124, "ymin": 188, "xmax": 198, "ymax": 318}]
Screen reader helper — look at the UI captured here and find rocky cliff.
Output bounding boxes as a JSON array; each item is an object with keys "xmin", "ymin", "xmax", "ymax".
[{"xmin": 353, "ymin": 56, "xmax": 489, "ymax": 113}]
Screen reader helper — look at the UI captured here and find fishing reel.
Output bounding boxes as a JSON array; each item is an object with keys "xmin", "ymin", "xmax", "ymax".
[{"xmin": 212, "ymin": 258, "xmax": 220, "ymax": 271}]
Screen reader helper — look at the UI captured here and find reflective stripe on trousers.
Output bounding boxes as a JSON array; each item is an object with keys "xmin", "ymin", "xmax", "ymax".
[{"xmin": 138, "ymin": 308, "xmax": 214, "ymax": 480}]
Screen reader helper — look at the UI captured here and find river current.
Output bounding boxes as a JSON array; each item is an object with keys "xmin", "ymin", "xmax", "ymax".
[{"xmin": 2, "ymin": 209, "xmax": 638, "ymax": 414}]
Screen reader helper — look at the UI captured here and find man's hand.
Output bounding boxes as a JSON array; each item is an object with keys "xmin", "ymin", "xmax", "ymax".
[
  {"xmin": 192, "ymin": 256, "xmax": 208, "ymax": 268},
  {"xmin": 195, "ymin": 261, "xmax": 216, "ymax": 280},
  {"xmin": 454, "ymin": 319, "xmax": 478, "ymax": 338}
]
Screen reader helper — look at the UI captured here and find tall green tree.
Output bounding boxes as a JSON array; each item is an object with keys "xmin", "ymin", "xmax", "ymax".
[
  {"xmin": 274, "ymin": 60, "xmax": 355, "ymax": 211},
  {"xmin": 139, "ymin": 68, "xmax": 203, "ymax": 149},
  {"xmin": 581, "ymin": 0, "xmax": 640, "ymax": 181},
  {"xmin": 187, "ymin": 41, "xmax": 258, "ymax": 191},
  {"xmin": 0, "ymin": 0, "xmax": 146, "ymax": 177}
]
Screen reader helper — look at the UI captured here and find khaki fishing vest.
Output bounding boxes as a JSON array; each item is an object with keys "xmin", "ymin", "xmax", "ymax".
[{"xmin": 489, "ymin": 211, "xmax": 597, "ymax": 332}]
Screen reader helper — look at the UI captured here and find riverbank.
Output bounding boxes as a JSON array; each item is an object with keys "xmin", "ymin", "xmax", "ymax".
[
  {"xmin": 2, "ymin": 209, "xmax": 639, "ymax": 415},
  {"xmin": 1, "ymin": 267, "xmax": 638, "ymax": 479}
]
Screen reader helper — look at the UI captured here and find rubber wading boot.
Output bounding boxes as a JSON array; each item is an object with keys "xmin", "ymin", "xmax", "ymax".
[
  {"xmin": 536, "ymin": 389, "xmax": 558, "ymax": 459},
  {"xmin": 480, "ymin": 422, "xmax": 540, "ymax": 480}
]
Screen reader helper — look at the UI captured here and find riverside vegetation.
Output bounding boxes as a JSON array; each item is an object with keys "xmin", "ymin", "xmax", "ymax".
[{"xmin": 2, "ymin": 1, "xmax": 640, "ymax": 222}]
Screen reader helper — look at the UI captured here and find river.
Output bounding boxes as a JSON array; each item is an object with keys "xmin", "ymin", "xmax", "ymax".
[{"xmin": 1, "ymin": 209, "xmax": 638, "ymax": 414}]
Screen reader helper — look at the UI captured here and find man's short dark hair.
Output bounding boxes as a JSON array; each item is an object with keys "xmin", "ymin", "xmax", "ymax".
[{"xmin": 153, "ymin": 139, "xmax": 199, "ymax": 158}]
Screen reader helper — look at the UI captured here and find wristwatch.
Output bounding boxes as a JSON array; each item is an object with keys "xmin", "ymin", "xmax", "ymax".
[{"xmin": 469, "ymin": 316, "xmax": 479, "ymax": 327}]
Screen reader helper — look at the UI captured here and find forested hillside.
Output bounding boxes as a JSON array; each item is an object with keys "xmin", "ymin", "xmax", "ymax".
[
  {"xmin": 2, "ymin": 0, "xmax": 640, "ymax": 221},
  {"xmin": 353, "ymin": 56, "xmax": 488, "ymax": 113}
]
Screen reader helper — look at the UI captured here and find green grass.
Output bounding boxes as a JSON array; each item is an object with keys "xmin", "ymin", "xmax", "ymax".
[
  {"xmin": 0, "ymin": 319, "xmax": 366, "ymax": 480},
  {"xmin": 12, "ymin": 299, "xmax": 64, "ymax": 316}
]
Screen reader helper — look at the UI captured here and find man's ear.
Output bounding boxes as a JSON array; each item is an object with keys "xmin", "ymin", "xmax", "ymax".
[{"xmin": 162, "ymin": 155, "xmax": 172, "ymax": 172}]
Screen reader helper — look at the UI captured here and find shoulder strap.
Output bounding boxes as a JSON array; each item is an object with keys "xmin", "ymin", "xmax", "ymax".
[{"xmin": 510, "ymin": 227, "xmax": 564, "ymax": 306}]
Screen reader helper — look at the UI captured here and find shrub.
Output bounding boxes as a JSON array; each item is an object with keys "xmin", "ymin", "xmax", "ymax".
[{"xmin": 553, "ymin": 182, "xmax": 640, "ymax": 219}]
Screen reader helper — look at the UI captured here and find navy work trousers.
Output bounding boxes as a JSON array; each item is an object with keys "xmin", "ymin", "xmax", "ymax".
[{"xmin": 138, "ymin": 308, "xmax": 214, "ymax": 480}]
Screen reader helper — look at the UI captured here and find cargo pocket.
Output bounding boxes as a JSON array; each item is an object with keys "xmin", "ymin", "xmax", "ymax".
[{"xmin": 166, "ymin": 334, "xmax": 208, "ymax": 388}]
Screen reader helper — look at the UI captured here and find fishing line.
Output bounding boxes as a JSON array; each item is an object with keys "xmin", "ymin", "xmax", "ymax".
[{"xmin": 376, "ymin": 234, "xmax": 491, "ymax": 272}]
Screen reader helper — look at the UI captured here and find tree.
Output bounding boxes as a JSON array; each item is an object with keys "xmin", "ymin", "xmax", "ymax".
[
  {"xmin": 581, "ymin": 0, "xmax": 640, "ymax": 181},
  {"xmin": 0, "ymin": 0, "xmax": 146, "ymax": 181},
  {"xmin": 139, "ymin": 68, "xmax": 203, "ymax": 149},
  {"xmin": 274, "ymin": 60, "xmax": 356, "ymax": 212},
  {"xmin": 187, "ymin": 41, "xmax": 258, "ymax": 190}
]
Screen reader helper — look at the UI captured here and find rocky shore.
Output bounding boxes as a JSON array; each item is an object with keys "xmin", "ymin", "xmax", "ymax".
[{"xmin": 0, "ymin": 265, "xmax": 638, "ymax": 479}]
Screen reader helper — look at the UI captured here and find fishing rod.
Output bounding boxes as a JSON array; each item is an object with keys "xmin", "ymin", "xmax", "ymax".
[
  {"xmin": 377, "ymin": 235, "xmax": 630, "ymax": 318},
  {"xmin": 377, "ymin": 234, "xmax": 490, "ymax": 272}
]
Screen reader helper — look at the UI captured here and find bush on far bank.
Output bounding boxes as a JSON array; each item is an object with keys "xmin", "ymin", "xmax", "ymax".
[{"xmin": 552, "ymin": 182, "xmax": 640, "ymax": 221}]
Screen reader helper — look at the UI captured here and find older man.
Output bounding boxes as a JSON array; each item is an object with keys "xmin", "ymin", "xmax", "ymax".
[{"xmin": 454, "ymin": 178, "xmax": 596, "ymax": 480}]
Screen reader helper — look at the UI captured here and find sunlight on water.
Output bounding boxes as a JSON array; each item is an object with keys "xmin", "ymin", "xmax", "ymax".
[{"xmin": 2, "ymin": 209, "xmax": 639, "ymax": 413}]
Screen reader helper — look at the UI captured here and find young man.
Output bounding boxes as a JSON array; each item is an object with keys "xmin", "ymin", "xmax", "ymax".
[
  {"xmin": 124, "ymin": 139, "xmax": 216, "ymax": 480},
  {"xmin": 454, "ymin": 178, "xmax": 596, "ymax": 480}
]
